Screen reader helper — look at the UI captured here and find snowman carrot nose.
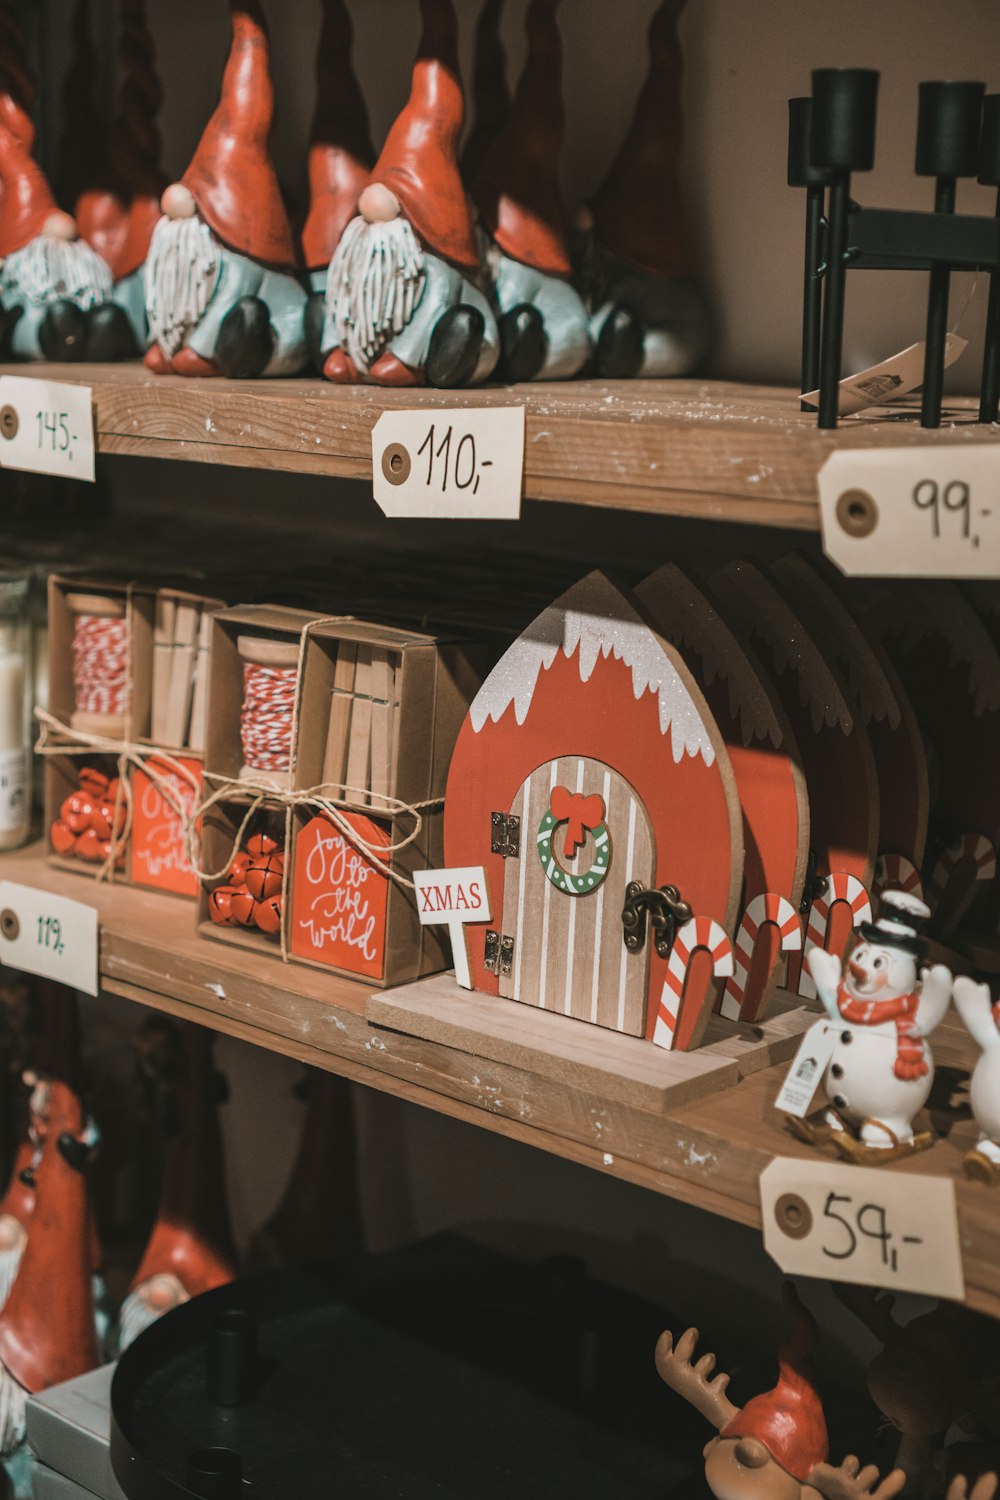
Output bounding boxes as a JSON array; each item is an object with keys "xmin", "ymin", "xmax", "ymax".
[{"xmin": 849, "ymin": 959, "xmax": 868, "ymax": 984}]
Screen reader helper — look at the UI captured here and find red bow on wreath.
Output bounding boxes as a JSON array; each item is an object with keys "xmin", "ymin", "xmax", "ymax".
[{"xmin": 550, "ymin": 787, "xmax": 606, "ymax": 861}]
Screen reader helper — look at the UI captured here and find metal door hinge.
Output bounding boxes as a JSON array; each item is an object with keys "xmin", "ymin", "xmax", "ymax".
[
  {"xmin": 484, "ymin": 929, "xmax": 515, "ymax": 976},
  {"xmin": 491, "ymin": 812, "xmax": 520, "ymax": 859},
  {"xmin": 621, "ymin": 882, "xmax": 692, "ymax": 960}
]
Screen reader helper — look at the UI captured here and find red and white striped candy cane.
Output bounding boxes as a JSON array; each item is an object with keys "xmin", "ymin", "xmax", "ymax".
[
  {"xmin": 925, "ymin": 833, "xmax": 996, "ymax": 913},
  {"xmin": 653, "ymin": 917, "xmax": 734, "ymax": 1052},
  {"xmin": 719, "ymin": 893, "xmax": 802, "ymax": 1021},
  {"xmin": 797, "ymin": 872, "xmax": 872, "ymax": 1000},
  {"xmin": 872, "ymin": 853, "xmax": 924, "ymax": 905}
]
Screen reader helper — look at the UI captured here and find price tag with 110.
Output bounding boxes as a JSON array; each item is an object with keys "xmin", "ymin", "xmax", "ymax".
[
  {"xmin": 0, "ymin": 375, "xmax": 95, "ymax": 482},
  {"xmin": 0, "ymin": 881, "xmax": 99, "ymax": 995},
  {"xmin": 372, "ymin": 406, "xmax": 525, "ymax": 520}
]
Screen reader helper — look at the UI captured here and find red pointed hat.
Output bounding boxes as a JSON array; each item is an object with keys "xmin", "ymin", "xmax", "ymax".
[
  {"xmin": 180, "ymin": 0, "xmax": 295, "ymax": 268},
  {"xmin": 722, "ymin": 1284, "xmax": 829, "ymax": 1484},
  {"xmin": 474, "ymin": 0, "xmax": 572, "ymax": 277},
  {"xmin": 0, "ymin": 1082, "xmax": 98, "ymax": 1394},
  {"xmin": 591, "ymin": 0, "xmax": 691, "ymax": 279},
  {"xmin": 0, "ymin": 98, "xmax": 60, "ymax": 258},
  {"xmin": 130, "ymin": 1023, "xmax": 237, "ymax": 1301},
  {"xmin": 369, "ymin": 0, "xmax": 478, "ymax": 272},
  {"xmin": 300, "ymin": 0, "xmax": 375, "ymax": 271}
]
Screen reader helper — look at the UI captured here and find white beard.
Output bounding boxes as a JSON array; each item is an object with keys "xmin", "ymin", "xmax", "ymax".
[
  {"xmin": 0, "ymin": 1362, "xmax": 26, "ymax": 1459},
  {"xmin": 0, "ymin": 234, "xmax": 111, "ymax": 310},
  {"xmin": 326, "ymin": 214, "xmax": 426, "ymax": 374},
  {"xmin": 0, "ymin": 1233, "xmax": 24, "ymax": 1312},
  {"xmin": 114, "ymin": 1286, "xmax": 163, "ymax": 1355},
  {"xmin": 144, "ymin": 214, "xmax": 221, "ymax": 358}
]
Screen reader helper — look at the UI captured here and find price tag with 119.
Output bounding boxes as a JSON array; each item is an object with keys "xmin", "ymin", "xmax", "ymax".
[
  {"xmin": 372, "ymin": 406, "xmax": 525, "ymax": 520},
  {"xmin": 0, "ymin": 375, "xmax": 96, "ymax": 482},
  {"xmin": 0, "ymin": 881, "xmax": 99, "ymax": 996},
  {"xmin": 760, "ymin": 1157, "xmax": 964, "ymax": 1300}
]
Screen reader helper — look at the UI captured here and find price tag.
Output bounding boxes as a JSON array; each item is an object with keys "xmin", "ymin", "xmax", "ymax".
[
  {"xmin": 372, "ymin": 407, "xmax": 525, "ymax": 520},
  {"xmin": 0, "ymin": 881, "xmax": 99, "ymax": 996},
  {"xmin": 774, "ymin": 1020, "xmax": 840, "ymax": 1117},
  {"xmin": 0, "ymin": 376, "xmax": 95, "ymax": 482},
  {"xmin": 818, "ymin": 446, "xmax": 1000, "ymax": 578},
  {"xmin": 760, "ymin": 1158, "xmax": 964, "ymax": 1300},
  {"xmin": 412, "ymin": 866, "xmax": 491, "ymax": 991}
]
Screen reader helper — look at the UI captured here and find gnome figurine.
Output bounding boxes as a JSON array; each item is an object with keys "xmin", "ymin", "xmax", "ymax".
[
  {"xmin": 657, "ymin": 1283, "xmax": 905, "ymax": 1500},
  {"xmin": 115, "ymin": 1021, "xmax": 236, "ymax": 1353},
  {"xmin": 575, "ymin": 0, "xmax": 712, "ymax": 379},
  {"xmin": 318, "ymin": 0, "xmax": 500, "ymax": 389},
  {"xmin": 796, "ymin": 892, "xmax": 953, "ymax": 1164},
  {"xmin": 300, "ymin": 0, "xmax": 376, "ymax": 372},
  {"xmin": 471, "ymin": 0, "xmax": 591, "ymax": 382},
  {"xmin": 952, "ymin": 977, "xmax": 1000, "ymax": 1185},
  {"xmin": 0, "ymin": 1080, "xmax": 98, "ymax": 1474},
  {"xmin": 143, "ymin": 0, "xmax": 308, "ymax": 378}
]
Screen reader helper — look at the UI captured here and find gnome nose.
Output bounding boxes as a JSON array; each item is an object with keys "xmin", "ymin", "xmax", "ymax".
[
  {"xmin": 359, "ymin": 183, "xmax": 401, "ymax": 224},
  {"xmin": 42, "ymin": 210, "xmax": 78, "ymax": 242},
  {"xmin": 162, "ymin": 183, "xmax": 198, "ymax": 221}
]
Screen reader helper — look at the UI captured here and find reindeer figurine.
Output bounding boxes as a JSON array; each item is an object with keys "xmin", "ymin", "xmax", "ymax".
[{"xmin": 656, "ymin": 1283, "xmax": 906, "ymax": 1500}]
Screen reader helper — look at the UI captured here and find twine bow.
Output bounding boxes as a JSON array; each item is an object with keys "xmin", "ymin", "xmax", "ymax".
[{"xmin": 549, "ymin": 786, "xmax": 605, "ymax": 861}]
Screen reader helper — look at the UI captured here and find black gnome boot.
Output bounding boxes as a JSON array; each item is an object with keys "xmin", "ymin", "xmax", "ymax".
[
  {"xmin": 596, "ymin": 305, "xmax": 645, "ymax": 379},
  {"xmin": 86, "ymin": 303, "xmax": 138, "ymax": 362},
  {"xmin": 216, "ymin": 296, "xmax": 275, "ymax": 379},
  {"xmin": 304, "ymin": 292, "xmax": 326, "ymax": 375},
  {"xmin": 426, "ymin": 304, "xmax": 486, "ymax": 389},
  {"xmin": 39, "ymin": 300, "xmax": 88, "ymax": 362},
  {"xmin": 499, "ymin": 303, "xmax": 547, "ymax": 383}
]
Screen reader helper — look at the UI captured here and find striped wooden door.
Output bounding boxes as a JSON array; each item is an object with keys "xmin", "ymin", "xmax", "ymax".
[{"xmin": 499, "ymin": 758, "xmax": 655, "ymax": 1036}]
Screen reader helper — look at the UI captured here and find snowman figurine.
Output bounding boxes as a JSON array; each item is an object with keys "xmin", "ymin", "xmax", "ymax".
[
  {"xmin": 952, "ymin": 977, "xmax": 1000, "ymax": 1185},
  {"xmin": 797, "ymin": 891, "xmax": 953, "ymax": 1164}
]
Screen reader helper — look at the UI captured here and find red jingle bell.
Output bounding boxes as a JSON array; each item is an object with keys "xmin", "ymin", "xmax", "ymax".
[
  {"xmin": 229, "ymin": 889, "xmax": 257, "ymax": 927},
  {"xmin": 50, "ymin": 821, "xmax": 77, "ymax": 857},
  {"xmin": 253, "ymin": 895, "xmax": 282, "ymax": 935},
  {"xmin": 246, "ymin": 833, "xmax": 280, "ymax": 861},
  {"xmin": 228, "ymin": 852, "xmax": 252, "ymax": 887},
  {"xmin": 75, "ymin": 828, "xmax": 104, "ymax": 863},
  {"xmin": 245, "ymin": 855, "xmax": 283, "ymax": 902},
  {"xmin": 209, "ymin": 886, "xmax": 239, "ymax": 926},
  {"xmin": 104, "ymin": 778, "xmax": 122, "ymax": 805},
  {"xmin": 61, "ymin": 794, "xmax": 94, "ymax": 834},
  {"xmin": 79, "ymin": 767, "xmax": 110, "ymax": 797},
  {"xmin": 89, "ymin": 805, "xmax": 113, "ymax": 841}
]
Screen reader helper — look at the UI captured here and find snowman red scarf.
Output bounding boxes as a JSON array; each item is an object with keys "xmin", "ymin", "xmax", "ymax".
[{"xmin": 836, "ymin": 983, "xmax": 928, "ymax": 1080}]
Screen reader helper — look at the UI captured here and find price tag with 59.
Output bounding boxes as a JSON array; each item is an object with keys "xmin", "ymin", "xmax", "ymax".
[
  {"xmin": 0, "ymin": 881, "xmax": 99, "ymax": 996},
  {"xmin": 819, "ymin": 446, "xmax": 999, "ymax": 578},
  {"xmin": 372, "ymin": 406, "xmax": 525, "ymax": 520},
  {"xmin": 0, "ymin": 375, "xmax": 96, "ymax": 482},
  {"xmin": 760, "ymin": 1158, "xmax": 964, "ymax": 1300}
]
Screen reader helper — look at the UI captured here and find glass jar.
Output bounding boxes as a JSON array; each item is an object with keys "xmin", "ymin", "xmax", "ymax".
[{"xmin": 0, "ymin": 573, "xmax": 33, "ymax": 850}]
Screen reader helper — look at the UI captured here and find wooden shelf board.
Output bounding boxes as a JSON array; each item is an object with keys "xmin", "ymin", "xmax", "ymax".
[
  {"xmin": 2, "ymin": 841, "xmax": 996, "ymax": 1313},
  {"xmin": 7, "ymin": 363, "xmax": 999, "ymax": 530}
]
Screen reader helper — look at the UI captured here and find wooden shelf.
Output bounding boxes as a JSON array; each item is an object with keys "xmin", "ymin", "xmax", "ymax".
[
  {"xmin": 2, "ymin": 842, "xmax": 997, "ymax": 1315},
  {"xmin": 6, "ymin": 363, "xmax": 999, "ymax": 530}
]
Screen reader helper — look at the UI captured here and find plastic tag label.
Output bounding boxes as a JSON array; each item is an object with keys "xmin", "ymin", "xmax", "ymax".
[
  {"xmin": 774, "ymin": 1020, "xmax": 839, "ymax": 1117},
  {"xmin": 0, "ymin": 880, "xmax": 99, "ymax": 995},
  {"xmin": 803, "ymin": 335, "xmax": 967, "ymax": 416},
  {"xmin": 372, "ymin": 407, "xmax": 525, "ymax": 520},
  {"xmin": 819, "ymin": 445, "xmax": 1000, "ymax": 578},
  {"xmin": 760, "ymin": 1158, "xmax": 964, "ymax": 1299},
  {"xmin": 412, "ymin": 867, "xmax": 491, "ymax": 991},
  {"xmin": 0, "ymin": 376, "xmax": 95, "ymax": 482}
]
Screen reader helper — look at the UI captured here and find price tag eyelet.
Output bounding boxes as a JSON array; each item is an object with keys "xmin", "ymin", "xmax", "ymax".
[
  {"xmin": 0, "ymin": 405, "xmax": 19, "ymax": 441},
  {"xmin": 381, "ymin": 443, "xmax": 411, "ymax": 487},
  {"xmin": 0, "ymin": 908, "xmax": 19, "ymax": 940},
  {"xmin": 836, "ymin": 487, "xmax": 879, "ymax": 538},
  {"xmin": 775, "ymin": 1192, "xmax": 813, "ymax": 1240}
]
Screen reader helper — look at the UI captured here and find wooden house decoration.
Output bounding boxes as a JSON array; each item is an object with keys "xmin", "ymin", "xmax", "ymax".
[{"xmin": 444, "ymin": 572, "xmax": 743, "ymax": 1053}]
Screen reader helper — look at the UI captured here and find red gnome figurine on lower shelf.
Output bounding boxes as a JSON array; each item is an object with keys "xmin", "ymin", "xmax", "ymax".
[
  {"xmin": 656, "ymin": 1285, "xmax": 905, "ymax": 1500},
  {"xmin": 0, "ymin": 1080, "xmax": 98, "ymax": 1463}
]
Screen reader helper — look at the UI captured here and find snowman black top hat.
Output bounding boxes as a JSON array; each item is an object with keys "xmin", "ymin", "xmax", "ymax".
[{"xmin": 858, "ymin": 889, "xmax": 930, "ymax": 959}]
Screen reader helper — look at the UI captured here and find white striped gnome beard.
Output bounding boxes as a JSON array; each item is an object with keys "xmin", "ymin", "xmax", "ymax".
[
  {"xmin": 0, "ymin": 1218, "xmax": 25, "ymax": 1312},
  {"xmin": 145, "ymin": 214, "xmax": 221, "ymax": 358},
  {"xmin": 0, "ymin": 234, "xmax": 111, "ymax": 309},
  {"xmin": 325, "ymin": 214, "xmax": 426, "ymax": 374}
]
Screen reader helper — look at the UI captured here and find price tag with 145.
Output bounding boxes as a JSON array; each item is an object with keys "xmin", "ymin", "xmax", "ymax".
[{"xmin": 0, "ymin": 375, "xmax": 96, "ymax": 482}]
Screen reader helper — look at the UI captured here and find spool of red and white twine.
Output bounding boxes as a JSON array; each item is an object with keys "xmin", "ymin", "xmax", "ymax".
[
  {"xmin": 67, "ymin": 593, "xmax": 130, "ymax": 737},
  {"xmin": 237, "ymin": 636, "xmax": 300, "ymax": 787}
]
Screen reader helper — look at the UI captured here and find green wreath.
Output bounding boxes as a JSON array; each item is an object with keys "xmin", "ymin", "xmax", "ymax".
[{"xmin": 537, "ymin": 806, "xmax": 612, "ymax": 896}]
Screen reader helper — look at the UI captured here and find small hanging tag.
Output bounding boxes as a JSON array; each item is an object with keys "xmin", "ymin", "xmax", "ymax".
[
  {"xmin": 0, "ymin": 881, "xmax": 99, "ymax": 996},
  {"xmin": 0, "ymin": 376, "xmax": 95, "ymax": 481},
  {"xmin": 802, "ymin": 335, "xmax": 967, "ymax": 417},
  {"xmin": 412, "ymin": 866, "xmax": 491, "ymax": 991},
  {"xmin": 372, "ymin": 407, "xmax": 525, "ymax": 520},
  {"xmin": 774, "ymin": 1019, "xmax": 840, "ymax": 1117}
]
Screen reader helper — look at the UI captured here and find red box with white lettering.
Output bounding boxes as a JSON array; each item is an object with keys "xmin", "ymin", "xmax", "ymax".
[{"xmin": 130, "ymin": 755, "xmax": 203, "ymax": 899}]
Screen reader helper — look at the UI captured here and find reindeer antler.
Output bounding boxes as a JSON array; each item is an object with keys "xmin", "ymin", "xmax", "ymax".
[
  {"xmin": 806, "ymin": 1456, "xmax": 907, "ymax": 1500},
  {"xmin": 655, "ymin": 1326, "xmax": 740, "ymax": 1433}
]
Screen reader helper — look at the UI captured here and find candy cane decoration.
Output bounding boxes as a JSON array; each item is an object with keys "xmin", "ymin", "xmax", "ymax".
[
  {"xmin": 872, "ymin": 853, "xmax": 925, "ymax": 905},
  {"xmin": 653, "ymin": 917, "xmax": 734, "ymax": 1052},
  {"xmin": 797, "ymin": 873, "xmax": 872, "ymax": 1000},
  {"xmin": 719, "ymin": 894, "xmax": 802, "ymax": 1021},
  {"xmin": 925, "ymin": 833, "xmax": 996, "ymax": 913}
]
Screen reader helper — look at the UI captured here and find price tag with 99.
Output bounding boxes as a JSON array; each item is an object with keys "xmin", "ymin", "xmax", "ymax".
[
  {"xmin": 372, "ymin": 406, "xmax": 525, "ymax": 520},
  {"xmin": 0, "ymin": 375, "xmax": 96, "ymax": 482},
  {"xmin": 818, "ymin": 446, "xmax": 1000, "ymax": 578},
  {"xmin": 760, "ymin": 1158, "xmax": 964, "ymax": 1300},
  {"xmin": 0, "ymin": 881, "xmax": 99, "ymax": 995}
]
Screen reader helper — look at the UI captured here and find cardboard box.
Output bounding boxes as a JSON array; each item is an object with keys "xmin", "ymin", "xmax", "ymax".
[
  {"xmin": 197, "ymin": 796, "xmax": 288, "ymax": 954},
  {"xmin": 147, "ymin": 588, "xmax": 225, "ymax": 756},
  {"xmin": 45, "ymin": 753, "xmax": 128, "ymax": 878},
  {"xmin": 47, "ymin": 577, "xmax": 154, "ymax": 745}
]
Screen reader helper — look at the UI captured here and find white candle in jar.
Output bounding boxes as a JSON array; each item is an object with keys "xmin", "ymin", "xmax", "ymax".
[{"xmin": 0, "ymin": 651, "xmax": 25, "ymax": 752}]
